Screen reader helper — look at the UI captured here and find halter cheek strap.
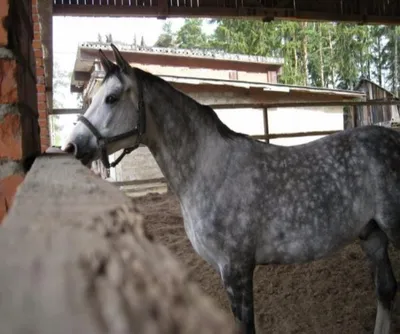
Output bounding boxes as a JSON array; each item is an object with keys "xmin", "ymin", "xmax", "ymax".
[{"xmin": 77, "ymin": 69, "xmax": 146, "ymax": 170}]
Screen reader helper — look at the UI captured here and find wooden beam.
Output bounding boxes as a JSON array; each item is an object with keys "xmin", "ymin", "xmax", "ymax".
[
  {"xmin": 73, "ymin": 71, "xmax": 91, "ymax": 81},
  {"xmin": 50, "ymin": 108, "xmax": 84, "ymax": 115},
  {"xmin": 110, "ymin": 177, "xmax": 167, "ymax": 187},
  {"xmin": 52, "ymin": 5, "xmax": 400, "ymax": 25},
  {"xmin": 251, "ymin": 129, "xmax": 342, "ymax": 140},
  {"xmin": 157, "ymin": 0, "xmax": 169, "ymax": 17},
  {"xmin": 211, "ymin": 99, "xmax": 400, "ymax": 109},
  {"xmin": 262, "ymin": 107, "xmax": 269, "ymax": 143},
  {"xmin": 0, "ymin": 152, "xmax": 238, "ymax": 334}
]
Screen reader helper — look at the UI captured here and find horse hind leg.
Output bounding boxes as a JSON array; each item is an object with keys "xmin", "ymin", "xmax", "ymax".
[
  {"xmin": 220, "ymin": 263, "xmax": 256, "ymax": 334},
  {"xmin": 360, "ymin": 220, "xmax": 397, "ymax": 334}
]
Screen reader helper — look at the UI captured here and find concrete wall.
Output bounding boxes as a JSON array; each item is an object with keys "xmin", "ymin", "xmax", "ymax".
[
  {"xmin": 109, "ymin": 106, "xmax": 343, "ymax": 182},
  {"xmin": 132, "ymin": 63, "xmax": 278, "ymax": 84},
  {"xmin": 110, "ymin": 147, "xmax": 163, "ymax": 182},
  {"xmin": 268, "ymin": 106, "xmax": 344, "ymax": 146}
]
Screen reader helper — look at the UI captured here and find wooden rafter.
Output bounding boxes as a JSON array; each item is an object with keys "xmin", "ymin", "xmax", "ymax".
[{"xmin": 52, "ymin": 0, "xmax": 400, "ymax": 24}]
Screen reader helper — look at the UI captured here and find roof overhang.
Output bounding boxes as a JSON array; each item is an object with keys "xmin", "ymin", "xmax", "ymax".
[
  {"xmin": 81, "ymin": 71, "xmax": 366, "ymax": 109},
  {"xmin": 71, "ymin": 44, "xmax": 284, "ymax": 92}
]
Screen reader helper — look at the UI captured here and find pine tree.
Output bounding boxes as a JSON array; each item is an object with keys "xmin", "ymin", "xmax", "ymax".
[
  {"xmin": 176, "ymin": 19, "xmax": 209, "ymax": 49},
  {"xmin": 154, "ymin": 21, "xmax": 176, "ymax": 47}
]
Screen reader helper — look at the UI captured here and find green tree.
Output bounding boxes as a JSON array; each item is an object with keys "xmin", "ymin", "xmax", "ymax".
[
  {"xmin": 176, "ymin": 19, "xmax": 209, "ymax": 49},
  {"xmin": 385, "ymin": 26, "xmax": 400, "ymax": 96},
  {"xmin": 154, "ymin": 21, "xmax": 176, "ymax": 47},
  {"xmin": 151, "ymin": 18, "xmax": 397, "ymax": 95}
]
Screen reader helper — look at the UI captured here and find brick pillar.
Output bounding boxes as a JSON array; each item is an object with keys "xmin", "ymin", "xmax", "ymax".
[
  {"xmin": 0, "ymin": 0, "xmax": 41, "ymax": 222},
  {"xmin": 32, "ymin": 0, "xmax": 50, "ymax": 151}
]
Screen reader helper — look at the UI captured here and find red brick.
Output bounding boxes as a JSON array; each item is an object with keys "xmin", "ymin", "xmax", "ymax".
[
  {"xmin": 32, "ymin": 40, "xmax": 42, "ymax": 49},
  {"xmin": 32, "ymin": 4, "xmax": 38, "ymax": 15},
  {"xmin": 33, "ymin": 22, "xmax": 40, "ymax": 32},
  {"xmin": 39, "ymin": 110, "xmax": 47, "ymax": 118},
  {"xmin": 40, "ymin": 139, "xmax": 50, "ymax": 149},
  {"xmin": 38, "ymin": 101, "xmax": 47, "ymax": 111},
  {"xmin": 38, "ymin": 119, "xmax": 48, "ymax": 128},
  {"xmin": 40, "ymin": 127, "xmax": 49, "ymax": 136},
  {"xmin": 0, "ymin": 174, "xmax": 24, "ymax": 223},
  {"xmin": 35, "ymin": 57, "xmax": 43, "ymax": 67},
  {"xmin": 37, "ymin": 93, "xmax": 46, "ymax": 102},
  {"xmin": 34, "ymin": 48, "xmax": 42, "ymax": 58},
  {"xmin": 34, "ymin": 31, "xmax": 41, "ymax": 41},
  {"xmin": 36, "ymin": 84, "xmax": 45, "ymax": 93},
  {"xmin": 36, "ymin": 67, "xmax": 44, "ymax": 76},
  {"xmin": 36, "ymin": 76, "xmax": 45, "ymax": 84},
  {"xmin": 32, "ymin": 0, "xmax": 38, "ymax": 5},
  {"xmin": 0, "ymin": 112, "xmax": 22, "ymax": 160},
  {"xmin": 0, "ymin": 60, "xmax": 18, "ymax": 104},
  {"xmin": 0, "ymin": 0, "xmax": 8, "ymax": 47}
]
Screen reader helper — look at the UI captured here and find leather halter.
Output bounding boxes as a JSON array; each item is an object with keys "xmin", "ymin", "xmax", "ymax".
[{"xmin": 77, "ymin": 70, "xmax": 146, "ymax": 169}]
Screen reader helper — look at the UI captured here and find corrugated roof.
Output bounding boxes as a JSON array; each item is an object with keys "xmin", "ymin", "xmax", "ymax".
[{"xmin": 80, "ymin": 41, "xmax": 284, "ymax": 65}]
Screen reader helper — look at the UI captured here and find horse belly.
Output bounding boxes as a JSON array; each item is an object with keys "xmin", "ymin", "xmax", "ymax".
[
  {"xmin": 255, "ymin": 220, "xmax": 361, "ymax": 265},
  {"xmin": 182, "ymin": 217, "xmax": 226, "ymax": 271}
]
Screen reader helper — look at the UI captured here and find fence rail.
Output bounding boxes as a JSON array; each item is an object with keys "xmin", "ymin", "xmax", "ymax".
[{"xmin": 110, "ymin": 177, "xmax": 168, "ymax": 197}]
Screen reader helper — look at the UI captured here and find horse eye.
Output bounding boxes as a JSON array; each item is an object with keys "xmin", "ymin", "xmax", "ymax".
[{"xmin": 105, "ymin": 94, "xmax": 118, "ymax": 104}]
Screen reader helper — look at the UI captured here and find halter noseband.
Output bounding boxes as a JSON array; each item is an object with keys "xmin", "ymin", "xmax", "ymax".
[{"xmin": 77, "ymin": 70, "xmax": 146, "ymax": 170}]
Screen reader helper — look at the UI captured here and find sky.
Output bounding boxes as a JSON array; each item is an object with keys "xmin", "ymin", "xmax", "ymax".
[{"xmin": 52, "ymin": 16, "xmax": 216, "ymax": 144}]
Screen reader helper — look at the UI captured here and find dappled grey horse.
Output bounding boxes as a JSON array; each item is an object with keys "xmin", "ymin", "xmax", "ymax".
[{"xmin": 63, "ymin": 44, "xmax": 400, "ymax": 334}]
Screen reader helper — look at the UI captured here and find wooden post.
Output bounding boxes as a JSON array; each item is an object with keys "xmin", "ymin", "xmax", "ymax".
[
  {"xmin": 351, "ymin": 106, "xmax": 358, "ymax": 128},
  {"xmin": 263, "ymin": 108, "xmax": 269, "ymax": 143},
  {"xmin": 0, "ymin": 151, "xmax": 239, "ymax": 334}
]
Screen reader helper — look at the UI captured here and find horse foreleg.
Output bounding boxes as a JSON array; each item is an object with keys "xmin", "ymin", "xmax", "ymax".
[
  {"xmin": 220, "ymin": 264, "xmax": 256, "ymax": 334},
  {"xmin": 360, "ymin": 222, "xmax": 397, "ymax": 334}
]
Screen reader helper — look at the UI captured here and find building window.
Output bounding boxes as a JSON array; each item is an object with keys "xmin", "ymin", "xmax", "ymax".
[{"xmin": 229, "ymin": 71, "xmax": 238, "ymax": 80}]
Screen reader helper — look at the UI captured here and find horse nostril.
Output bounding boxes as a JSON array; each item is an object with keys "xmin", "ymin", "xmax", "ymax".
[{"xmin": 63, "ymin": 142, "xmax": 78, "ymax": 156}]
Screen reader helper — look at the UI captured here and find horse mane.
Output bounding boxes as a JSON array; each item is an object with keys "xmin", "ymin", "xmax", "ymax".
[{"xmin": 133, "ymin": 67, "xmax": 249, "ymax": 141}]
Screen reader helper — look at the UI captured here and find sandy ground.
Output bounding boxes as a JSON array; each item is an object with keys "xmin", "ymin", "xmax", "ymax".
[{"xmin": 132, "ymin": 192, "xmax": 400, "ymax": 334}]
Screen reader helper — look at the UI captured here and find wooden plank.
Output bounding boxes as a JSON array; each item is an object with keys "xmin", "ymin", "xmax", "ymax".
[
  {"xmin": 251, "ymin": 129, "xmax": 342, "ymax": 140},
  {"xmin": 211, "ymin": 99, "xmax": 400, "ymax": 109},
  {"xmin": 110, "ymin": 177, "xmax": 167, "ymax": 187},
  {"xmin": 0, "ymin": 152, "xmax": 238, "ymax": 334},
  {"xmin": 50, "ymin": 108, "xmax": 84, "ymax": 115}
]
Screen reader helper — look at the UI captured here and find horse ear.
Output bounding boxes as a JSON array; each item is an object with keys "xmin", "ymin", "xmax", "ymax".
[
  {"xmin": 98, "ymin": 49, "xmax": 115, "ymax": 73},
  {"xmin": 110, "ymin": 43, "xmax": 131, "ymax": 72}
]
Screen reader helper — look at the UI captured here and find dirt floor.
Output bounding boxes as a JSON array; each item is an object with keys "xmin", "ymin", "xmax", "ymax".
[{"xmin": 132, "ymin": 192, "xmax": 400, "ymax": 334}]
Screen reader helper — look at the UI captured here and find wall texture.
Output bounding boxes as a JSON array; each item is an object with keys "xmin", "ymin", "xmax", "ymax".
[
  {"xmin": 111, "ymin": 147, "xmax": 163, "ymax": 182},
  {"xmin": 0, "ymin": 0, "xmax": 41, "ymax": 222},
  {"xmin": 33, "ymin": 0, "xmax": 48, "ymax": 151}
]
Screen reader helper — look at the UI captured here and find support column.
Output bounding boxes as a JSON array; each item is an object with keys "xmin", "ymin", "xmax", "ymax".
[
  {"xmin": 263, "ymin": 107, "xmax": 269, "ymax": 143},
  {"xmin": 0, "ymin": 0, "xmax": 41, "ymax": 222},
  {"xmin": 33, "ymin": 0, "xmax": 52, "ymax": 151}
]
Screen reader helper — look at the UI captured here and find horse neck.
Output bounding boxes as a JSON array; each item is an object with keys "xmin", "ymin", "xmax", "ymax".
[{"xmin": 141, "ymin": 76, "xmax": 226, "ymax": 197}]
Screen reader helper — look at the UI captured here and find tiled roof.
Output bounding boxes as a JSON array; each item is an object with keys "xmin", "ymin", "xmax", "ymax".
[{"xmin": 80, "ymin": 41, "xmax": 284, "ymax": 65}]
